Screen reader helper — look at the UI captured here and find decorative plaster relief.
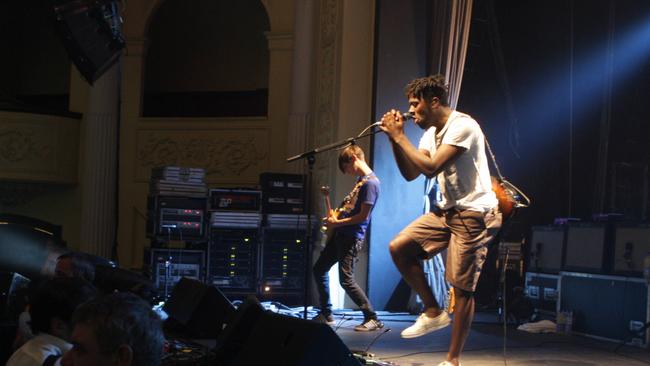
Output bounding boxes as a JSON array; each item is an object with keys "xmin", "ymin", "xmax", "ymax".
[
  {"xmin": 312, "ymin": 0, "xmax": 342, "ymax": 204},
  {"xmin": 0, "ymin": 127, "xmax": 56, "ymax": 173},
  {"xmin": 0, "ymin": 112, "xmax": 79, "ymax": 183},
  {"xmin": 0, "ymin": 127, "xmax": 54, "ymax": 163},
  {"xmin": 136, "ymin": 130, "xmax": 268, "ymax": 183}
]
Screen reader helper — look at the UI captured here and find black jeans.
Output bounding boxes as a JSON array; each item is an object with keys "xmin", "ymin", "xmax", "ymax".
[{"xmin": 312, "ymin": 231, "xmax": 377, "ymax": 320}]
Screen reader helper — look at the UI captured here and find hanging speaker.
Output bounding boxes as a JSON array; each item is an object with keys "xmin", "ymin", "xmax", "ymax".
[{"xmin": 50, "ymin": 0, "xmax": 125, "ymax": 84}]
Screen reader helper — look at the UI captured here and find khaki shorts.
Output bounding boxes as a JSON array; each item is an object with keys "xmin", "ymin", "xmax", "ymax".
[{"xmin": 400, "ymin": 208, "xmax": 502, "ymax": 292}]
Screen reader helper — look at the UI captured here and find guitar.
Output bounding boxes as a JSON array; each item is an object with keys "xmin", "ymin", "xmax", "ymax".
[
  {"xmin": 319, "ymin": 185, "xmax": 337, "ymax": 234},
  {"xmin": 491, "ymin": 176, "xmax": 529, "ymax": 221},
  {"xmin": 318, "ymin": 186, "xmax": 340, "ymax": 246},
  {"xmin": 319, "ymin": 177, "xmax": 373, "ymax": 240}
]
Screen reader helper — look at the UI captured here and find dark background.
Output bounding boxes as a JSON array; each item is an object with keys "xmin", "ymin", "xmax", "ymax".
[{"xmin": 369, "ymin": 0, "xmax": 650, "ymax": 310}]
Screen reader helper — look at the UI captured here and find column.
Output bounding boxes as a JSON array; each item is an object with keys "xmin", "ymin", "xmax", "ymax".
[
  {"xmin": 79, "ymin": 62, "xmax": 120, "ymax": 260},
  {"xmin": 286, "ymin": 0, "xmax": 316, "ymax": 174}
]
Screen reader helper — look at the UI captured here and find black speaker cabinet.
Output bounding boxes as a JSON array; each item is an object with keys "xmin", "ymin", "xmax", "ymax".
[
  {"xmin": 51, "ymin": 0, "xmax": 125, "ymax": 84},
  {"xmin": 528, "ymin": 226, "xmax": 566, "ymax": 273},
  {"xmin": 216, "ymin": 299, "xmax": 360, "ymax": 366},
  {"xmin": 259, "ymin": 173, "xmax": 306, "ymax": 214},
  {"xmin": 163, "ymin": 277, "xmax": 235, "ymax": 339},
  {"xmin": 613, "ymin": 224, "xmax": 650, "ymax": 276},
  {"xmin": 563, "ymin": 223, "xmax": 612, "ymax": 273}
]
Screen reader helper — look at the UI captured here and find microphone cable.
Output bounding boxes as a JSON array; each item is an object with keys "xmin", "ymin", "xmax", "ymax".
[
  {"xmin": 356, "ymin": 112, "xmax": 414, "ymax": 137},
  {"xmin": 334, "ymin": 314, "xmax": 355, "ymax": 332},
  {"xmin": 350, "ymin": 327, "xmax": 391, "ymax": 359}
]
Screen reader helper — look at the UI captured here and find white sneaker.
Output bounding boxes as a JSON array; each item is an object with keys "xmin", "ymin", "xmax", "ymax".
[{"xmin": 401, "ymin": 311, "xmax": 451, "ymax": 338}]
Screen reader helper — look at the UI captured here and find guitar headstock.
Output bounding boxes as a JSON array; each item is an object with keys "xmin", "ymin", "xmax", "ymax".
[{"xmin": 320, "ymin": 185, "xmax": 330, "ymax": 196}]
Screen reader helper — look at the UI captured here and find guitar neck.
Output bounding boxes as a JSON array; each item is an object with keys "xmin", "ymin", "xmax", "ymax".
[{"xmin": 324, "ymin": 195, "xmax": 333, "ymax": 215}]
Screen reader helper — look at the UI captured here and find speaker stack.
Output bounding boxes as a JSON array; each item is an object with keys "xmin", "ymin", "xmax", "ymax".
[
  {"xmin": 147, "ymin": 167, "xmax": 208, "ymax": 242},
  {"xmin": 258, "ymin": 173, "xmax": 318, "ymax": 303},
  {"xmin": 207, "ymin": 189, "xmax": 262, "ymax": 298}
]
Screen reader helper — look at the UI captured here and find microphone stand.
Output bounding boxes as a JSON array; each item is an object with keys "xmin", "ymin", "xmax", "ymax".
[{"xmin": 287, "ymin": 129, "xmax": 381, "ymax": 320}]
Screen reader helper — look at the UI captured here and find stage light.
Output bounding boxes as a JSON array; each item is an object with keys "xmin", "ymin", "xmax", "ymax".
[{"xmin": 510, "ymin": 14, "xmax": 650, "ymax": 155}]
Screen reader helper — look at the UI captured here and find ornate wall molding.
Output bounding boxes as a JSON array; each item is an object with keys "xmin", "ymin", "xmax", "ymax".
[
  {"xmin": 0, "ymin": 129, "xmax": 51, "ymax": 164},
  {"xmin": 136, "ymin": 130, "xmax": 269, "ymax": 184},
  {"xmin": 311, "ymin": 0, "xmax": 343, "ymax": 211},
  {"xmin": 0, "ymin": 112, "xmax": 79, "ymax": 183}
]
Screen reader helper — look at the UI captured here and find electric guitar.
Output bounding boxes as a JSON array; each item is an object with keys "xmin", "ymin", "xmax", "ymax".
[
  {"xmin": 319, "ymin": 177, "xmax": 373, "ymax": 244},
  {"xmin": 491, "ymin": 176, "xmax": 529, "ymax": 221},
  {"xmin": 319, "ymin": 186, "xmax": 339, "ymax": 247},
  {"xmin": 319, "ymin": 185, "xmax": 340, "ymax": 232}
]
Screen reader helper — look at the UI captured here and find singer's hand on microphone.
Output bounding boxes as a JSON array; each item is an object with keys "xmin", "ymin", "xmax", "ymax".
[{"xmin": 379, "ymin": 109, "xmax": 406, "ymax": 142}]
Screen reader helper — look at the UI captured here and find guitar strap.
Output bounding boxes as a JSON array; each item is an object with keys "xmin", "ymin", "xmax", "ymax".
[
  {"xmin": 433, "ymin": 113, "xmax": 530, "ymax": 210},
  {"xmin": 427, "ymin": 113, "xmax": 462, "ymax": 211},
  {"xmin": 484, "ymin": 136, "xmax": 531, "ymax": 208},
  {"xmin": 337, "ymin": 175, "xmax": 373, "ymax": 216}
]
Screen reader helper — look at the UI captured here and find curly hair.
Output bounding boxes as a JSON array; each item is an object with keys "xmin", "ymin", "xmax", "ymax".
[{"xmin": 404, "ymin": 74, "xmax": 450, "ymax": 106}]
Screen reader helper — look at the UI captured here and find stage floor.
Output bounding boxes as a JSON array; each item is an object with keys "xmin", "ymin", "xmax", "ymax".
[{"xmin": 330, "ymin": 311, "xmax": 650, "ymax": 366}]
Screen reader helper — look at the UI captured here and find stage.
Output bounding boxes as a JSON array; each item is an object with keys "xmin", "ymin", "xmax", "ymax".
[{"xmin": 331, "ymin": 311, "xmax": 650, "ymax": 366}]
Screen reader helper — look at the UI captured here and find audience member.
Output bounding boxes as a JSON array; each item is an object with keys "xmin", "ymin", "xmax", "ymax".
[
  {"xmin": 54, "ymin": 252, "xmax": 99, "ymax": 283},
  {"xmin": 60, "ymin": 292, "xmax": 164, "ymax": 366},
  {"xmin": 6, "ymin": 277, "xmax": 97, "ymax": 366},
  {"xmin": 13, "ymin": 251, "xmax": 102, "ymax": 349}
]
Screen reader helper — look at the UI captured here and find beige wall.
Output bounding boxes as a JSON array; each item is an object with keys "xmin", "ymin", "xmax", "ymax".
[
  {"xmin": 117, "ymin": 0, "xmax": 297, "ymax": 268},
  {"xmin": 1, "ymin": 0, "xmax": 378, "ymax": 285},
  {"xmin": 0, "ymin": 111, "xmax": 82, "ymax": 247}
]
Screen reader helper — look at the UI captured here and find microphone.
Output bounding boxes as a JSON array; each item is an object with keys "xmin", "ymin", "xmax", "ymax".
[{"xmin": 371, "ymin": 112, "xmax": 414, "ymax": 127}]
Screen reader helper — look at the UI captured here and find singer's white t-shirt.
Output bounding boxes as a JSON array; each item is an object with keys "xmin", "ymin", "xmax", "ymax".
[{"xmin": 418, "ymin": 111, "xmax": 497, "ymax": 213}]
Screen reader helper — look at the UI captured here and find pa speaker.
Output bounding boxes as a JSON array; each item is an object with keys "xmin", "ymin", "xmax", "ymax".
[
  {"xmin": 215, "ymin": 298, "xmax": 360, "ymax": 366},
  {"xmin": 163, "ymin": 277, "xmax": 235, "ymax": 338},
  {"xmin": 50, "ymin": 0, "xmax": 125, "ymax": 84}
]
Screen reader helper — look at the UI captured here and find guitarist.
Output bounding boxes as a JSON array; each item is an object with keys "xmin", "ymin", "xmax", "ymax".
[
  {"xmin": 312, "ymin": 145, "xmax": 383, "ymax": 331},
  {"xmin": 379, "ymin": 75, "xmax": 502, "ymax": 366}
]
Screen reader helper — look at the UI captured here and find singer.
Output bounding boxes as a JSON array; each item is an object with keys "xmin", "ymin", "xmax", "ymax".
[{"xmin": 379, "ymin": 74, "xmax": 502, "ymax": 366}]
